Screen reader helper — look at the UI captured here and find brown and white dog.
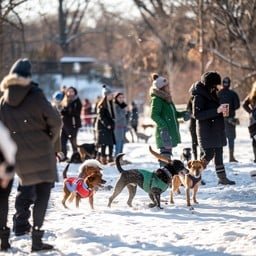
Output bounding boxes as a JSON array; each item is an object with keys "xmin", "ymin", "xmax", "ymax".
[
  {"xmin": 62, "ymin": 159, "xmax": 106, "ymax": 209},
  {"xmin": 77, "ymin": 159, "xmax": 104, "ymax": 178},
  {"xmin": 170, "ymin": 160, "xmax": 206, "ymax": 208}
]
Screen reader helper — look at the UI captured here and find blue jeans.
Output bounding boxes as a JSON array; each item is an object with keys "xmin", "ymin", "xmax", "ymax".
[{"xmin": 115, "ymin": 141, "xmax": 124, "ymax": 156}]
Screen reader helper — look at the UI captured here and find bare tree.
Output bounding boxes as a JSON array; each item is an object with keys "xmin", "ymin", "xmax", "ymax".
[
  {"xmin": 0, "ymin": 0, "xmax": 27, "ymax": 77},
  {"xmin": 56, "ymin": 0, "xmax": 90, "ymax": 53},
  {"xmin": 133, "ymin": 0, "xmax": 196, "ymax": 86}
]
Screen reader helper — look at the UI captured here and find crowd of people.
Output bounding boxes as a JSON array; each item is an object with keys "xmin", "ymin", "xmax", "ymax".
[{"xmin": 0, "ymin": 58, "xmax": 255, "ymax": 252}]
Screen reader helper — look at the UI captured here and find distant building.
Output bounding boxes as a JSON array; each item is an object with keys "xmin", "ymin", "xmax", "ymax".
[{"xmin": 31, "ymin": 56, "xmax": 113, "ymax": 100}]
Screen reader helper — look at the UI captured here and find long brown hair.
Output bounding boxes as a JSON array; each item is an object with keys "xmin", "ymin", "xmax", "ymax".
[{"xmin": 249, "ymin": 81, "xmax": 256, "ymax": 105}]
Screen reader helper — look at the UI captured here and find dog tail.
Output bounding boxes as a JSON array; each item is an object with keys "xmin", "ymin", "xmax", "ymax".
[
  {"xmin": 63, "ymin": 163, "xmax": 70, "ymax": 179},
  {"xmin": 115, "ymin": 153, "xmax": 126, "ymax": 173}
]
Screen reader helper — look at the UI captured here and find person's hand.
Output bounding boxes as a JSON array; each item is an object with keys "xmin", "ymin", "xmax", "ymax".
[
  {"xmin": 56, "ymin": 152, "xmax": 65, "ymax": 162},
  {"xmin": 217, "ymin": 105, "xmax": 224, "ymax": 114},
  {"xmin": 160, "ymin": 128, "xmax": 172, "ymax": 149},
  {"xmin": 0, "ymin": 164, "xmax": 15, "ymax": 188},
  {"xmin": 183, "ymin": 111, "xmax": 191, "ymax": 121}
]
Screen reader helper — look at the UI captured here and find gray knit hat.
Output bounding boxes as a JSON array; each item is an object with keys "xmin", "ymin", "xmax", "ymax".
[{"xmin": 102, "ymin": 84, "xmax": 112, "ymax": 96}]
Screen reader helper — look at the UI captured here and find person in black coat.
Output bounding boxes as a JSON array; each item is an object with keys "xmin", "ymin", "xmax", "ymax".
[
  {"xmin": 95, "ymin": 85, "xmax": 115, "ymax": 164},
  {"xmin": 191, "ymin": 71, "xmax": 235, "ymax": 185},
  {"xmin": 130, "ymin": 101, "xmax": 139, "ymax": 133},
  {"xmin": 242, "ymin": 81, "xmax": 256, "ymax": 162},
  {"xmin": 60, "ymin": 86, "xmax": 82, "ymax": 160},
  {"xmin": 187, "ymin": 95, "xmax": 199, "ymax": 160},
  {"xmin": 218, "ymin": 77, "xmax": 240, "ymax": 162}
]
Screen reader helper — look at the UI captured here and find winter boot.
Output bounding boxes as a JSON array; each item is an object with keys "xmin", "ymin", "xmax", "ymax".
[
  {"xmin": 31, "ymin": 229, "xmax": 53, "ymax": 252},
  {"xmin": 216, "ymin": 165, "xmax": 235, "ymax": 185},
  {"xmin": 229, "ymin": 149, "xmax": 238, "ymax": 162},
  {"xmin": 0, "ymin": 227, "xmax": 11, "ymax": 251}
]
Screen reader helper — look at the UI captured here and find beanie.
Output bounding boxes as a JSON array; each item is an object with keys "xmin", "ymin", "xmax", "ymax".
[
  {"xmin": 102, "ymin": 84, "xmax": 112, "ymax": 97},
  {"xmin": 52, "ymin": 91, "xmax": 64, "ymax": 103},
  {"xmin": 201, "ymin": 71, "xmax": 221, "ymax": 89},
  {"xmin": 67, "ymin": 86, "xmax": 78, "ymax": 95},
  {"xmin": 222, "ymin": 77, "xmax": 231, "ymax": 87},
  {"xmin": 152, "ymin": 73, "xmax": 168, "ymax": 89},
  {"xmin": 9, "ymin": 58, "xmax": 32, "ymax": 78}
]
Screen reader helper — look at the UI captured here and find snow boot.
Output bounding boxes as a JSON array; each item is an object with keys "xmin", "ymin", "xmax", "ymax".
[
  {"xmin": 216, "ymin": 165, "xmax": 235, "ymax": 185},
  {"xmin": 0, "ymin": 227, "xmax": 11, "ymax": 251},
  {"xmin": 31, "ymin": 229, "xmax": 53, "ymax": 252}
]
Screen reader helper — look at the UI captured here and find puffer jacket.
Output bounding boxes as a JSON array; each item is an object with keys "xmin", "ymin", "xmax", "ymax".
[
  {"xmin": 0, "ymin": 74, "xmax": 62, "ymax": 185},
  {"xmin": 191, "ymin": 81, "xmax": 226, "ymax": 149}
]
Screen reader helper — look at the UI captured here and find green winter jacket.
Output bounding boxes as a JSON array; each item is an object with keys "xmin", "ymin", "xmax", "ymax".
[
  {"xmin": 138, "ymin": 169, "xmax": 169, "ymax": 193},
  {"xmin": 150, "ymin": 89, "xmax": 186, "ymax": 148}
]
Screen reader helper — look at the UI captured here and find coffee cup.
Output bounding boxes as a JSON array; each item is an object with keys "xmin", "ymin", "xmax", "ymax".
[{"xmin": 222, "ymin": 103, "xmax": 229, "ymax": 117}]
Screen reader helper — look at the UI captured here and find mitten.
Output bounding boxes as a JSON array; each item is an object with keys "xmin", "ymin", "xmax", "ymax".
[{"xmin": 183, "ymin": 111, "xmax": 191, "ymax": 121}]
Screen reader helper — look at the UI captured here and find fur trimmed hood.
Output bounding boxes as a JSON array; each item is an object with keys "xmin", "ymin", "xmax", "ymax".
[{"xmin": 0, "ymin": 74, "xmax": 33, "ymax": 107}]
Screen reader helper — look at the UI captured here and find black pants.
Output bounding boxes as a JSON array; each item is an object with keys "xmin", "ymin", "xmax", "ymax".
[
  {"xmin": 0, "ymin": 179, "xmax": 13, "ymax": 229},
  {"xmin": 101, "ymin": 145, "xmax": 113, "ymax": 158},
  {"xmin": 201, "ymin": 147, "xmax": 224, "ymax": 168},
  {"xmin": 61, "ymin": 128, "xmax": 79, "ymax": 157},
  {"xmin": 13, "ymin": 182, "xmax": 53, "ymax": 233}
]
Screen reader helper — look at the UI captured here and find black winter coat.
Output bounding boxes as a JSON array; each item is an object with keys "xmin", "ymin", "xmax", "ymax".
[
  {"xmin": 191, "ymin": 81, "xmax": 226, "ymax": 149},
  {"xmin": 218, "ymin": 88, "xmax": 240, "ymax": 139},
  {"xmin": 95, "ymin": 103, "xmax": 115, "ymax": 146},
  {"xmin": 218, "ymin": 88, "xmax": 240, "ymax": 118},
  {"xmin": 61, "ymin": 97, "xmax": 82, "ymax": 132}
]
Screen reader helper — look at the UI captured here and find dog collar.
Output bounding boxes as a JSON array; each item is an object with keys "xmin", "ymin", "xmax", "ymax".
[{"xmin": 161, "ymin": 167, "xmax": 172, "ymax": 179}]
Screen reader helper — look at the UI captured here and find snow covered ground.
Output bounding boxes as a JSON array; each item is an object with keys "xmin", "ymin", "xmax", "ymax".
[{"xmin": 3, "ymin": 122, "xmax": 256, "ymax": 256}]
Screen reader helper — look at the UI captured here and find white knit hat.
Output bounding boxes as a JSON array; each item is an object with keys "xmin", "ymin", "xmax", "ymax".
[{"xmin": 152, "ymin": 75, "xmax": 168, "ymax": 89}]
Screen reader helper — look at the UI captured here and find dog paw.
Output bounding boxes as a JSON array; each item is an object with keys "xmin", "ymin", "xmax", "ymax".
[
  {"xmin": 148, "ymin": 203, "xmax": 157, "ymax": 208},
  {"xmin": 189, "ymin": 206, "xmax": 194, "ymax": 211}
]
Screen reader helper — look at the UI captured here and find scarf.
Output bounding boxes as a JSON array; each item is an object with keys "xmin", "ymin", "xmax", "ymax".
[{"xmin": 150, "ymin": 87, "xmax": 172, "ymax": 104}]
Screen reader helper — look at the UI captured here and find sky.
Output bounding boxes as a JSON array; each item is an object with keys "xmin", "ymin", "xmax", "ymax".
[
  {"xmin": 2, "ymin": 117, "xmax": 256, "ymax": 256},
  {"xmin": 17, "ymin": 0, "xmax": 140, "ymax": 24}
]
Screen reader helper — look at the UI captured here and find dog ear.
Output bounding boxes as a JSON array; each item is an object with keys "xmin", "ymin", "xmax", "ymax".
[
  {"xmin": 187, "ymin": 160, "xmax": 192, "ymax": 169},
  {"xmin": 86, "ymin": 174, "xmax": 95, "ymax": 183}
]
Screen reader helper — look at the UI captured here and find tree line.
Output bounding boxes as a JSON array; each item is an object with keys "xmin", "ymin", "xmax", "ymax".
[{"xmin": 0, "ymin": 0, "xmax": 255, "ymax": 103}]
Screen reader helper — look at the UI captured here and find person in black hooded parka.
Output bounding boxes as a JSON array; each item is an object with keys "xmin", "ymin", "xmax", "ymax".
[{"xmin": 191, "ymin": 71, "xmax": 235, "ymax": 185}]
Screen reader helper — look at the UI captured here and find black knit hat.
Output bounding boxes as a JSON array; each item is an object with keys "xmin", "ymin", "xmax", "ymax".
[
  {"xmin": 9, "ymin": 58, "xmax": 32, "ymax": 78},
  {"xmin": 222, "ymin": 76, "xmax": 231, "ymax": 87},
  {"xmin": 201, "ymin": 71, "xmax": 221, "ymax": 89},
  {"xmin": 67, "ymin": 86, "xmax": 78, "ymax": 95}
]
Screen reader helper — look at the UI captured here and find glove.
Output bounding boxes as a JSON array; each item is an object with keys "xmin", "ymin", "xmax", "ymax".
[
  {"xmin": 56, "ymin": 152, "xmax": 65, "ymax": 162},
  {"xmin": 160, "ymin": 128, "xmax": 172, "ymax": 149},
  {"xmin": 183, "ymin": 111, "xmax": 191, "ymax": 121}
]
